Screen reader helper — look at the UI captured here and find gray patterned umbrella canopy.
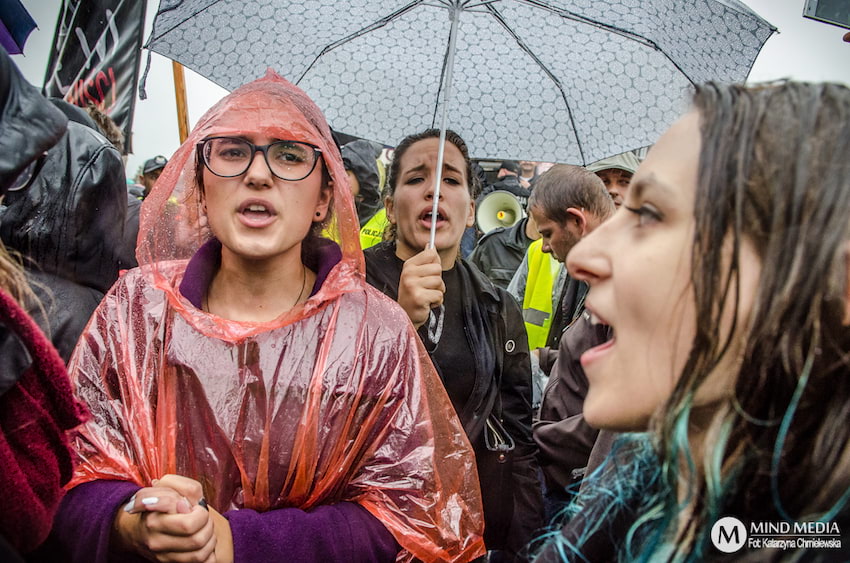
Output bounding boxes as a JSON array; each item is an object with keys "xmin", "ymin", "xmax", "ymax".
[{"xmin": 147, "ymin": 0, "xmax": 775, "ymax": 164}]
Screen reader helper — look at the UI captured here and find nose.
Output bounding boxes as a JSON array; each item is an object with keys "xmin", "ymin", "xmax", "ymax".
[
  {"xmin": 243, "ymin": 149, "xmax": 273, "ymax": 187},
  {"xmin": 608, "ymin": 189, "xmax": 622, "ymax": 207},
  {"xmin": 540, "ymin": 239, "xmax": 552, "ymax": 254},
  {"xmin": 566, "ymin": 222, "xmax": 611, "ymax": 285},
  {"xmin": 423, "ymin": 175, "xmax": 442, "ymax": 200}
]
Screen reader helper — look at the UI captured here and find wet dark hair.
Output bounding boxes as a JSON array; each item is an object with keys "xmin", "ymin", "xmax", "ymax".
[
  {"xmin": 385, "ymin": 128, "xmax": 481, "ymax": 199},
  {"xmin": 526, "ymin": 164, "xmax": 614, "ymax": 225},
  {"xmin": 641, "ymin": 82, "xmax": 850, "ymax": 559}
]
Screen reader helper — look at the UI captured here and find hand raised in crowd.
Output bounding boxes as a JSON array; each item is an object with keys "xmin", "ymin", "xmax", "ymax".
[
  {"xmin": 397, "ymin": 247, "xmax": 445, "ymax": 329},
  {"xmin": 113, "ymin": 474, "xmax": 233, "ymax": 563}
]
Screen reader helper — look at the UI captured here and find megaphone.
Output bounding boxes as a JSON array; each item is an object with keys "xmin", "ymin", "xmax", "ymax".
[{"xmin": 476, "ymin": 190, "xmax": 525, "ymax": 233}]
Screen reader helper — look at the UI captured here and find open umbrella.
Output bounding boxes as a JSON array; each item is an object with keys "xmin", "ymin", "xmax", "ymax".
[
  {"xmin": 147, "ymin": 0, "xmax": 775, "ymax": 165},
  {"xmin": 0, "ymin": 0, "xmax": 37, "ymax": 55},
  {"xmin": 147, "ymin": 0, "xmax": 774, "ymax": 244}
]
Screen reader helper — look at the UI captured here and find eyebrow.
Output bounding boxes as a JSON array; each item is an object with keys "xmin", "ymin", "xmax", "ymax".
[
  {"xmin": 444, "ymin": 162, "xmax": 464, "ymax": 176},
  {"xmin": 402, "ymin": 162, "xmax": 465, "ymax": 177},
  {"xmin": 403, "ymin": 164, "xmax": 428, "ymax": 175},
  {"xmin": 630, "ymin": 174, "xmax": 676, "ymax": 201}
]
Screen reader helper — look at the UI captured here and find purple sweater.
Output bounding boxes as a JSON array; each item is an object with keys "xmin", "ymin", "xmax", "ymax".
[{"xmin": 43, "ymin": 239, "xmax": 399, "ymax": 562}]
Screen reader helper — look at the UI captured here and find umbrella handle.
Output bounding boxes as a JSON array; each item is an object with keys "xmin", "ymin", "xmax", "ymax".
[{"xmin": 429, "ymin": 3, "xmax": 462, "ymax": 249}]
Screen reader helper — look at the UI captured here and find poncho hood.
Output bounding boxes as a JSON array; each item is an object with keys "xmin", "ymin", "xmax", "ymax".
[{"xmin": 137, "ymin": 70, "xmax": 364, "ymax": 318}]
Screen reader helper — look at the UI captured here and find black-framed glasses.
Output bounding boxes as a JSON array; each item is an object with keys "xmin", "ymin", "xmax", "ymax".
[{"xmin": 197, "ymin": 136, "xmax": 322, "ymax": 181}]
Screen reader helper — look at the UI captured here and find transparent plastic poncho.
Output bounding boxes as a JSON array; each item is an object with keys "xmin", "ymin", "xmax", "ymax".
[{"xmin": 66, "ymin": 70, "xmax": 485, "ymax": 562}]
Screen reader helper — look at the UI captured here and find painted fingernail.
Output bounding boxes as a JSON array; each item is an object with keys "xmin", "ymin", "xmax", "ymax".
[
  {"xmin": 123, "ymin": 494, "xmax": 137, "ymax": 513},
  {"xmin": 198, "ymin": 498, "xmax": 209, "ymax": 511},
  {"xmin": 141, "ymin": 497, "xmax": 159, "ymax": 505}
]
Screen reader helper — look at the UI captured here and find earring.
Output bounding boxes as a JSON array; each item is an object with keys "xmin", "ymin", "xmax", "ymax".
[{"xmin": 315, "ymin": 211, "xmax": 321, "ymax": 217}]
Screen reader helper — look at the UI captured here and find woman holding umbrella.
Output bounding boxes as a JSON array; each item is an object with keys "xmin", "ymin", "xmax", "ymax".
[
  {"xmin": 364, "ymin": 128, "xmax": 544, "ymax": 559},
  {"xmin": 538, "ymin": 81, "xmax": 850, "ymax": 560},
  {"xmin": 45, "ymin": 71, "xmax": 485, "ymax": 563}
]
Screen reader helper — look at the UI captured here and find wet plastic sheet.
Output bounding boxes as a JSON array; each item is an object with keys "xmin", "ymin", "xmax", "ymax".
[{"xmin": 66, "ymin": 71, "xmax": 485, "ymax": 562}]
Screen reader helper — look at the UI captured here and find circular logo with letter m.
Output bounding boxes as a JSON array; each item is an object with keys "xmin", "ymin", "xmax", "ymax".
[{"xmin": 711, "ymin": 516, "xmax": 747, "ymax": 553}]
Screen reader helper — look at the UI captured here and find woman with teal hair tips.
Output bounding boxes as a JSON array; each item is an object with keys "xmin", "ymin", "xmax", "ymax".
[{"xmin": 535, "ymin": 81, "xmax": 850, "ymax": 561}]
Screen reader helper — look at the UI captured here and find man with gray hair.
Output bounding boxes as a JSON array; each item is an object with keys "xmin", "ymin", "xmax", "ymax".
[
  {"xmin": 527, "ymin": 163, "xmax": 623, "ymax": 521},
  {"xmin": 527, "ymin": 164, "xmax": 615, "ymax": 265}
]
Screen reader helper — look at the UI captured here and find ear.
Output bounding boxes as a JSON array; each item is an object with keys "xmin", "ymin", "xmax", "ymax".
[
  {"xmin": 314, "ymin": 180, "xmax": 333, "ymax": 222},
  {"xmin": 843, "ymin": 241, "xmax": 850, "ymax": 326},
  {"xmin": 384, "ymin": 195, "xmax": 397, "ymax": 225},
  {"xmin": 566, "ymin": 207, "xmax": 588, "ymax": 236},
  {"xmin": 466, "ymin": 198, "xmax": 476, "ymax": 228}
]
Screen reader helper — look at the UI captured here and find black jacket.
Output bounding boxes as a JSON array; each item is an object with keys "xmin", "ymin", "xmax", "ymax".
[
  {"xmin": 0, "ymin": 50, "xmax": 67, "ymax": 195},
  {"xmin": 0, "ymin": 49, "xmax": 68, "ymax": 397},
  {"xmin": 468, "ymin": 216, "xmax": 535, "ymax": 290},
  {"xmin": 0, "ymin": 121, "xmax": 127, "ymax": 371},
  {"xmin": 364, "ymin": 241, "xmax": 543, "ymax": 557}
]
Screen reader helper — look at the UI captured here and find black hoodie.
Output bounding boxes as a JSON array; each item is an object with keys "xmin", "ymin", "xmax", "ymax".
[{"xmin": 341, "ymin": 139, "xmax": 383, "ymax": 226}]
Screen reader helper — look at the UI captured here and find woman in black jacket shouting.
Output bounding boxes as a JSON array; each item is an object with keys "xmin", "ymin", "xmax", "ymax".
[{"xmin": 364, "ymin": 128, "xmax": 543, "ymax": 560}]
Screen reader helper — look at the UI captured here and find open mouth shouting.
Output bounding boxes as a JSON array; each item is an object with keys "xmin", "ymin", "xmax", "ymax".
[
  {"xmin": 238, "ymin": 198, "xmax": 278, "ymax": 228},
  {"xmin": 419, "ymin": 206, "xmax": 447, "ymax": 229},
  {"xmin": 580, "ymin": 306, "xmax": 615, "ymax": 369}
]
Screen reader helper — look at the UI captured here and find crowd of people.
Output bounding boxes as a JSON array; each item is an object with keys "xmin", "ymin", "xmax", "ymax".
[{"xmin": 1, "ymin": 44, "xmax": 850, "ymax": 563}]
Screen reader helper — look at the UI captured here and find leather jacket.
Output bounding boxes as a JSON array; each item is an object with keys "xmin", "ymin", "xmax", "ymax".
[
  {"xmin": 0, "ymin": 121, "xmax": 127, "ymax": 374},
  {"xmin": 468, "ymin": 216, "xmax": 535, "ymax": 290},
  {"xmin": 0, "ymin": 49, "xmax": 70, "ymax": 395},
  {"xmin": 0, "ymin": 50, "xmax": 68, "ymax": 194}
]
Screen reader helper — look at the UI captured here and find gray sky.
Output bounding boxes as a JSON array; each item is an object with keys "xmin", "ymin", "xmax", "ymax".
[{"xmin": 11, "ymin": 0, "xmax": 850, "ymax": 180}]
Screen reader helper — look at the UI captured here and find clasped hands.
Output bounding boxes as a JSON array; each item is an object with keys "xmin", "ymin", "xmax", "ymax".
[{"xmin": 113, "ymin": 474, "xmax": 233, "ymax": 563}]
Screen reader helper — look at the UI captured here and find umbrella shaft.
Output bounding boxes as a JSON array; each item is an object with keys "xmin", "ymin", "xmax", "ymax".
[{"xmin": 429, "ymin": 2, "xmax": 462, "ymax": 249}]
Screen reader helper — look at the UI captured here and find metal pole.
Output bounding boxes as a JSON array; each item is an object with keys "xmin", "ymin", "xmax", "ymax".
[{"xmin": 429, "ymin": 2, "xmax": 461, "ymax": 248}]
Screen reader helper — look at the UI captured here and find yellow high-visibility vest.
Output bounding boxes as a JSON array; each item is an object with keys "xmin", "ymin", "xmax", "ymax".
[
  {"xmin": 522, "ymin": 239, "xmax": 561, "ymax": 350},
  {"xmin": 359, "ymin": 208, "xmax": 389, "ymax": 249}
]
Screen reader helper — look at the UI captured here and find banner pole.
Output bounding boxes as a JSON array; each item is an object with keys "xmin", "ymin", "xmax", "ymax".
[{"xmin": 172, "ymin": 60, "xmax": 190, "ymax": 143}]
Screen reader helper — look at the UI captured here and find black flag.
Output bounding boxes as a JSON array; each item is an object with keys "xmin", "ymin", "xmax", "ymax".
[{"xmin": 43, "ymin": 0, "xmax": 147, "ymax": 153}]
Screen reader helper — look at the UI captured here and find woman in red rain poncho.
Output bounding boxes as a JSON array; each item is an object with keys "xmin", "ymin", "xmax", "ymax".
[{"xmin": 46, "ymin": 70, "xmax": 485, "ymax": 563}]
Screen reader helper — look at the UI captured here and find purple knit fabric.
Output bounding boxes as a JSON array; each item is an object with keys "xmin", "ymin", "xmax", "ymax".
[
  {"xmin": 37, "ymin": 480, "xmax": 145, "ymax": 563},
  {"xmin": 224, "ymin": 502, "xmax": 399, "ymax": 562},
  {"xmin": 179, "ymin": 237, "xmax": 342, "ymax": 309}
]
